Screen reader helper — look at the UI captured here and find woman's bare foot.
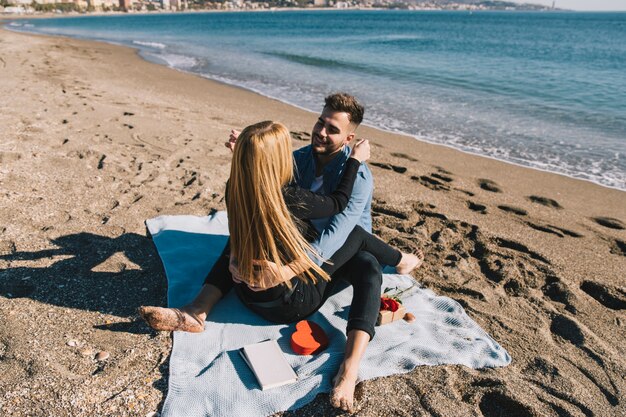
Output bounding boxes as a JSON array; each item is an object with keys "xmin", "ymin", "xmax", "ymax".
[
  {"xmin": 330, "ymin": 364, "xmax": 359, "ymax": 413},
  {"xmin": 138, "ymin": 306, "xmax": 206, "ymax": 333},
  {"xmin": 395, "ymin": 248, "xmax": 424, "ymax": 274}
]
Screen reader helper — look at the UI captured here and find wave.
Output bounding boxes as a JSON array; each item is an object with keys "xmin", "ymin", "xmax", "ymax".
[
  {"xmin": 157, "ymin": 53, "xmax": 198, "ymax": 69},
  {"xmin": 132, "ymin": 40, "xmax": 166, "ymax": 49},
  {"xmin": 263, "ymin": 51, "xmax": 380, "ymax": 76}
]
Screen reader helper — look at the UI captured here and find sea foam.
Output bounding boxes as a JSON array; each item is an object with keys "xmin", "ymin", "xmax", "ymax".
[{"xmin": 132, "ymin": 40, "xmax": 166, "ymax": 49}]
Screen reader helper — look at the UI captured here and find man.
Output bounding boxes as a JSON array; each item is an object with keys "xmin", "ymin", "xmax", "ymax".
[{"xmin": 292, "ymin": 93, "xmax": 373, "ymax": 262}]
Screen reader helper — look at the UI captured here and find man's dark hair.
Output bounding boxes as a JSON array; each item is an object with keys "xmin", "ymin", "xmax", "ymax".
[{"xmin": 324, "ymin": 93, "xmax": 365, "ymax": 126}]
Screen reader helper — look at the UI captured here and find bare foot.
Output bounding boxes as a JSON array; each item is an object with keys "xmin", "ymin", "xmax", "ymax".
[
  {"xmin": 395, "ymin": 248, "xmax": 424, "ymax": 274},
  {"xmin": 138, "ymin": 306, "xmax": 205, "ymax": 333},
  {"xmin": 330, "ymin": 365, "xmax": 358, "ymax": 413}
]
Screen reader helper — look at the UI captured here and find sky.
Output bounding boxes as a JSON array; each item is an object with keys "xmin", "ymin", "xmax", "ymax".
[{"xmin": 510, "ymin": 0, "xmax": 626, "ymax": 11}]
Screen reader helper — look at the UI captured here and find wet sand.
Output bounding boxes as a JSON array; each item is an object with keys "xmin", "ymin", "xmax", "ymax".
[{"xmin": 0, "ymin": 27, "xmax": 624, "ymax": 416}]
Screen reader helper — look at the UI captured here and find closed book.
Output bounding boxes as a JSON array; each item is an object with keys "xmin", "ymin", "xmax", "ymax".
[{"xmin": 239, "ymin": 339, "xmax": 298, "ymax": 390}]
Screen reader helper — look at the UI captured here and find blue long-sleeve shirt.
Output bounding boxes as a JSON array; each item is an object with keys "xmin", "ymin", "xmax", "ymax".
[{"xmin": 293, "ymin": 144, "xmax": 373, "ymax": 263}]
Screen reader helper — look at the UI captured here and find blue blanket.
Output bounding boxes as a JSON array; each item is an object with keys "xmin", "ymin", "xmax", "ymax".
[{"xmin": 146, "ymin": 211, "xmax": 511, "ymax": 417}]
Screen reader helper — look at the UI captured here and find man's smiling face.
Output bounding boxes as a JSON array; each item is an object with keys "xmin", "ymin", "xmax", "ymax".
[{"xmin": 311, "ymin": 107, "xmax": 355, "ymax": 157}]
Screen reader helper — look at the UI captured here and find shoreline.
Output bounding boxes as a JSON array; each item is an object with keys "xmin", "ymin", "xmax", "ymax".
[
  {"xmin": 0, "ymin": 8, "xmax": 583, "ymax": 20},
  {"xmin": 0, "ymin": 26, "xmax": 624, "ymax": 417},
  {"xmin": 4, "ymin": 21, "xmax": 625, "ymax": 193}
]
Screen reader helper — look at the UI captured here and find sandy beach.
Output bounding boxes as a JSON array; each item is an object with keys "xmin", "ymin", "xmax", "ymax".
[{"xmin": 0, "ymin": 26, "xmax": 624, "ymax": 416}]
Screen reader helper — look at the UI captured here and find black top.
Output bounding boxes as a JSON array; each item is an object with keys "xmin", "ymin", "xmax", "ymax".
[{"xmin": 203, "ymin": 157, "xmax": 361, "ymax": 297}]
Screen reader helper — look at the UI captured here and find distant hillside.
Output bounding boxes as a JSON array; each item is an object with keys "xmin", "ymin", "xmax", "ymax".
[{"xmin": 400, "ymin": 0, "xmax": 559, "ymax": 10}]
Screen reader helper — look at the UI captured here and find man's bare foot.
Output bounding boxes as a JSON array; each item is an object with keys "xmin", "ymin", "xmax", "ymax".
[
  {"xmin": 395, "ymin": 248, "xmax": 424, "ymax": 274},
  {"xmin": 330, "ymin": 365, "xmax": 358, "ymax": 413},
  {"xmin": 138, "ymin": 306, "xmax": 206, "ymax": 333}
]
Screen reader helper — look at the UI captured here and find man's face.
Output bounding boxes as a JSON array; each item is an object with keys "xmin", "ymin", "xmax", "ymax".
[{"xmin": 311, "ymin": 107, "xmax": 355, "ymax": 156}]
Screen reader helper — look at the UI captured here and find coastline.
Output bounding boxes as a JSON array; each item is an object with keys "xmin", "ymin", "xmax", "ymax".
[
  {"xmin": 4, "ymin": 15, "xmax": 625, "ymax": 192},
  {"xmin": 0, "ymin": 27, "xmax": 624, "ymax": 416}
]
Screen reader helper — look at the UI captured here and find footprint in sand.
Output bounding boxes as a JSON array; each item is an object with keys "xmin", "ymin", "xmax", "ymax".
[
  {"xmin": 411, "ymin": 175, "xmax": 451, "ymax": 191},
  {"xmin": 494, "ymin": 237, "xmax": 550, "ymax": 263},
  {"xmin": 609, "ymin": 239, "xmax": 626, "ymax": 257},
  {"xmin": 497, "ymin": 205, "xmax": 528, "ymax": 216},
  {"xmin": 390, "ymin": 152, "xmax": 418, "ymax": 162},
  {"xmin": 527, "ymin": 195, "xmax": 562, "ymax": 209},
  {"xmin": 434, "ymin": 166, "xmax": 453, "ymax": 175},
  {"xmin": 580, "ymin": 280, "xmax": 626, "ymax": 311},
  {"xmin": 592, "ymin": 217, "xmax": 625, "ymax": 230},
  {"xmin": 525, "ymin": 222, "xmax": 583, "ymax": 238},
  {"xmin": 477, "ymin": 179, "xmax": 502, "ymax": 193},
  {"xmin": 370, "ymin": 161, "xmax": 407, "ymax": 174},
  {"xmin": 542, "ymin": 276, "xmax": 578, "ymax": 313},
  {"xmin": 479, "ymin": 391, "xmax": 535, "ymax": 417},
  {"xmin": 548, "ymin": 314, "xmax": 620, "ymax": 406},
  {"xmin": 550, "ymin": 314, "xmax": 585, "ymax": 346},
  {"xmin": 371, "ymin": 203, "xmax": 410, "ymax": 220},
  {"xmin": 290, "ymin": 131, "xmax": 311, "ymax": 142},
  {"xmin": 431, "ymin": 172, "xmax": 453, "ymax": 183},
  {"xmin": 467, "ymin": 201, "xmax": 487, "ymax": 214}
]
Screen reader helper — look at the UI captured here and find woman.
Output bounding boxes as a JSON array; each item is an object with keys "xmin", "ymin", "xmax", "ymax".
[{"xmin": 140, "ymin": 121, "xmax": 421, "ymax": 412}]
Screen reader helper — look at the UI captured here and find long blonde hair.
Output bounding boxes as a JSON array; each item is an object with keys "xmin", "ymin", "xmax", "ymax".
[{"xmin": 227, "ymin": 121, "xmax": 330, "ymax": 286}]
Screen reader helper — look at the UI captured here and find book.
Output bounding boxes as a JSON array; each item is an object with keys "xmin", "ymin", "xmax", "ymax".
[{"xmin": 239, "ymin": 339, "xmax": 298, "ymax": 390}]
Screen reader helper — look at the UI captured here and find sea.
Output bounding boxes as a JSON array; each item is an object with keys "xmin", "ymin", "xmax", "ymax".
[{"xmin": 7, "ymin": 11, "xmax": 626, "ymax": 190}]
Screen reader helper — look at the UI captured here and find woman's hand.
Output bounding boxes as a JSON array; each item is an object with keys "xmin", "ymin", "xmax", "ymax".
[
  {"xmin": 350, "ymin": 138, "xmax": 370, "ymax": 163},
  {"xmin": 224, "ymin": 129, "xmax": 240, "ymax": 153}
]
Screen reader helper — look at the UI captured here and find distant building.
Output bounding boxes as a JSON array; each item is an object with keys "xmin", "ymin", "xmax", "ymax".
[
  {"xmin": 160, "ymin": 0, "xmax": 169, "ymax": 9},
  {"xmin": 2, "ymin": 6, "xmax": 26, "ymax": 13},
  {"xmin": 88, "ymin": 0, "xmax": 118, "ymax": 10},
  {"xmin": 314, "ymin": 0, "xmax": 326, "ymax": 6},
  {"xmin": 169, "ymin": 0, "xmax": 186, "ymax": 9},
  {"xmin": 119, "ymin": 0, "xmax": 132, "ymax": 10}
]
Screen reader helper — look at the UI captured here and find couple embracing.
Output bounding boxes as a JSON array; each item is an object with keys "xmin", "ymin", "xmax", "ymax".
[{"xmin": 140, "ymin": 93, "xmax": 423, "ymax": 412}]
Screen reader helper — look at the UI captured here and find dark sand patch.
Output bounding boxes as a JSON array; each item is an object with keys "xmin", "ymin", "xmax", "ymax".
[
  {"xmin": 370, "ymin": 161, "xmax": 408, "ymax": 174},
  {"xmin": 528, "ymin": 195, "xmax": 562, "ymax": 209},
  {"xmin": 290, "ymin": 131, "xmax": 311, "ymax": 142},
  {"xmin": 390, "ymin": 152, "xmax": 417, "ymax": 162},
  {"xmin": 592, "ymin": 217, "xmax": 625, "ymax": 230},
  {"xmin": 467, "ymin": 201, "xmax": 487, "ymax": 214},
  {"xmin": 580, "ymin": 280, "xmax": 626, "ymax": 311},
  {"xmin": 497, "ymin": 205, "xmax": 528, "ymax": 216},
  {"xmin": 478, "ymin": 179, "xmax": 502, "ymax": 193},
  {"xmin": 411, "ymin": 175, "xmax": 450, "ymax": 191},
  {"xmin": 609, "ymin": 239, "xmax": 626, "ymax": 257},
  {"xmin": 431, "ymin": 172, "xmax": 453, "ymax": 183}
]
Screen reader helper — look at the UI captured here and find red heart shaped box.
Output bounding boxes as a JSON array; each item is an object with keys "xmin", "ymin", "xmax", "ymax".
[{"xmin": 290, "ymin": 320, "xmax": 329, "ymax": 355}]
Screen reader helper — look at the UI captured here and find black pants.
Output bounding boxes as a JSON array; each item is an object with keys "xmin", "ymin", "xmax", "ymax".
[{"xmin": 237, "ymin": 226, "xmax": 401, "ymax": 340}]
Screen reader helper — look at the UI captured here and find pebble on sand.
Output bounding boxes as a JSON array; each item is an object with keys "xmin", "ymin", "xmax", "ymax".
[
  {"xmin": 95, "ymin": 351, "xmax": 110, "ymax": 361},
  {"xmin": 66, "ymin": 339, "xmax": 79, "ymax": 347}
]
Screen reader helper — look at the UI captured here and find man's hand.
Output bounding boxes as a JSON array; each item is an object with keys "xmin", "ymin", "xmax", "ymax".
[
  {"xmin": 350, "ymin": 139, "xmax": 370, "ymax": 163},
  {"xmin": 224, "ymin": 129, "xmax": 240, "ymax": 153}
]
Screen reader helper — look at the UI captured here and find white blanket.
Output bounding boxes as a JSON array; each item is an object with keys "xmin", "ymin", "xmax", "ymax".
[{"xmin": 146, "ymin": 211, "xmax": 511, "ymax": 417}]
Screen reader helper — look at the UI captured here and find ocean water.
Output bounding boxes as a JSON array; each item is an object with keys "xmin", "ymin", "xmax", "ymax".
[{"xmin": 8, "ymin": 11, "xmax": 626, "ymax": 190}]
